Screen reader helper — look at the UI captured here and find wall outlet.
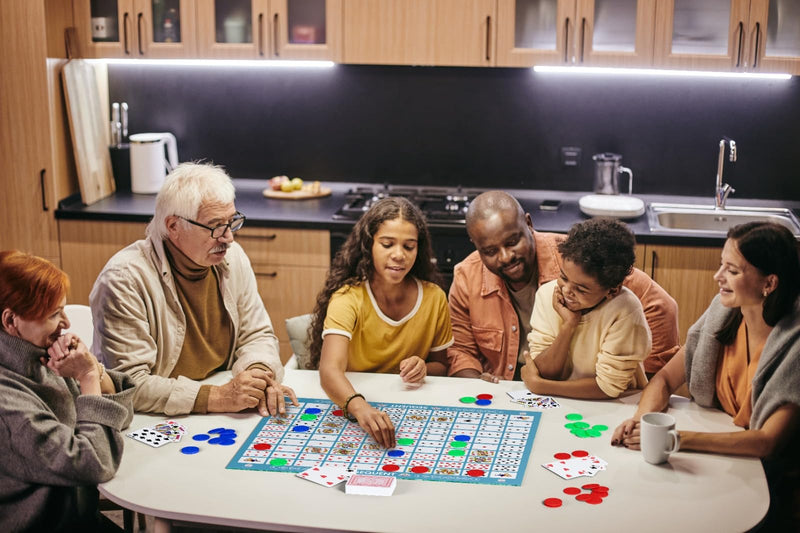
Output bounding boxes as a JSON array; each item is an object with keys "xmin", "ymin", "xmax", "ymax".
[{"xmin": 561, "ymin": 146, "xmax": 581, "ymax": 168}]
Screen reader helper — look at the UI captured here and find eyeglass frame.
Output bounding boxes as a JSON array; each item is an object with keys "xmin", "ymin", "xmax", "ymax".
[{"xmin": 179, "ymin": 211, "xmax": 246, "ymax": 239}]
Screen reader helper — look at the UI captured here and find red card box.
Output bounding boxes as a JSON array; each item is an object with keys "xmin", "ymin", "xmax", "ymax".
[{"xmin": 345, "ymin": 474, "xmax": 397, "ymax": 496}]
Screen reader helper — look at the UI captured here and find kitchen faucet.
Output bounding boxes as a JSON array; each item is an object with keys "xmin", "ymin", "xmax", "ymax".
[{"xmin": 715, "ymin": 137, "xmax": 736, "ymax": 209}]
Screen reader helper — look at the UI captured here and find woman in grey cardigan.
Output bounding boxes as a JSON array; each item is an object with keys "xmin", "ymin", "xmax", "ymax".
[
  {"xmin": 0, "ymin": 250, "xmax": 135, "ymax": 532},
  {"xmin": 611, "ymin": 222, "xmax": 800, "ymax": 527}
]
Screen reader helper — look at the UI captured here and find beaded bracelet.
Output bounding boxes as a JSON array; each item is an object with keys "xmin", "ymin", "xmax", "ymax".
[{"xmin": 342, "ymin": 393, "xmax": 365, "ymax": 422}]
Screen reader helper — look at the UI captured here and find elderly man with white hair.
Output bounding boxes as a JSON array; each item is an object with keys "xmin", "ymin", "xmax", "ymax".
[{"xmin": 91, "ymin": 163, "xmax": 297, "ymax": 416}]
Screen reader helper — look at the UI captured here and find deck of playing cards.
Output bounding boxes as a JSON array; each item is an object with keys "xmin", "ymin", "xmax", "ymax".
[
  {"xmin": 126, "ymin": 420, "xmax": 186, "ymax": 448},
  {"xmin": 345, "ymin": 474, "xmax": 397, "ymax": 496},
  {"xmin": 507, "ymin": 389, "xmax": 561, "ymax": 409}
]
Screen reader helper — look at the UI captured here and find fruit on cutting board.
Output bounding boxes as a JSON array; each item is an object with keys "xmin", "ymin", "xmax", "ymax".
[
  {"xmin": 270, "ymin": 175, "xmax": 288, "ymax": 190},
  {"xmin": 280, "ymin": 179, "xmax": 295, "ymax": 192},
  {"xmin": 291, "ymin": 177, "xmax": 303, "ymax": 190}
]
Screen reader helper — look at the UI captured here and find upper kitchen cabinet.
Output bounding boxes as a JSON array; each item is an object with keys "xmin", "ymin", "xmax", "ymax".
[
  {"xmin": 653, "ymin": 0, "xmax": 751, "ymax": 70},
  {"xmin": 746, "ymin": 0, "xmax": 800, "ymax": 74},
  {"xmin": 497, "ymin": 0, "xmax": 656, "ymax": 68},
  {"xmin": 343, "ymin": 0, "xmax": 496, "ymax": 67},
  {"xmin": 196, "ymin": 0, "xmax": 341, "ymax": 60},
  {"xmin": 73, "ymin": 0, "xmax": 196, "ymax": 58}
]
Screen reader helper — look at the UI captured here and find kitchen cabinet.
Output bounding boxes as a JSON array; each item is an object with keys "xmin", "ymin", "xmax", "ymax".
[
  {"xmin": 73, "ymin": 0, "xmax": 196, "ymax": 58},
  {"xmin": 0, "ymin": 0, "xmax": 62, "ymax": 266},
  {"xmin": 642, "ymin": 243, "xmax": 722, "ymax": 344},
  {"xmin": 196, "ymin": 0, "xmax": 341, "ymax": 60},
  {"xmin": 496, "ymin": 0, "xmax": 656, "ymax": 68},
  {"xmin": 58, "ymin": 220, "xmax": 329, "ymax": 364},
  {"xmin": 343, "ymin": 0, "xmax": 496, "ymax": 67},
  {"xmin": 745, "ymin": 0, "xmax": 800, "ymax": 74},
  {"xmin": 235, "ymin": 227, "xmax": 329, "ymax": 363}
]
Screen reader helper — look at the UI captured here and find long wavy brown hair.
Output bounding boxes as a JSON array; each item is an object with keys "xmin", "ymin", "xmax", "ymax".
[{"xmin": 307, "ymin": 197, "xmax": 440, "ymax": 369}]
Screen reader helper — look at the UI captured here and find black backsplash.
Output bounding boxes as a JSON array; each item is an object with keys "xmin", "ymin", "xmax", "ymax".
[{"xmin": 108, "ymin": 64, "xmax": 800, "ymax": 200}]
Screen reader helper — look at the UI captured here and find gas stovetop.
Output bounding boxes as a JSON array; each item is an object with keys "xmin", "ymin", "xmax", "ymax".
[{"xmin": 332, "ymin": 185, "xmax": 482, "ymax": 225}]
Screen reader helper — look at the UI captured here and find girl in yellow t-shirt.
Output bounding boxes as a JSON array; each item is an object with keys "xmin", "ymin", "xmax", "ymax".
[{"xmin": 309, "ymin": 197, "xmax": 453, "ymax": 447}]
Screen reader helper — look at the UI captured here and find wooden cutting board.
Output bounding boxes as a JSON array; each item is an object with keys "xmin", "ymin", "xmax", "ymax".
[
  {"xmin": 263, "ymin": 187, "xmax": 332, "ymax": 200},
  {"xmin": 62, "ymin": 60, "xmax": 115, "ymax": 205}
]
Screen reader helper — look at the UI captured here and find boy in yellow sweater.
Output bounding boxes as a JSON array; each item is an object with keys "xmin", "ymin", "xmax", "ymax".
[{"xmin": 522, "ymin": 218, "xmax": 651, "ymax": 399}]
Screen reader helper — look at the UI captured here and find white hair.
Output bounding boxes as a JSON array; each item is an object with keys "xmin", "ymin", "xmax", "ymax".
[{"xmin": 146, "ymin": 162, "xmax": 236, "ymax": 240}]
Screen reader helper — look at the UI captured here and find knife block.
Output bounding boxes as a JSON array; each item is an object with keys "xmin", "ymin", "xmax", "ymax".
[{"xmin": 109, "ymin": 144, "xmax": 131, "ymax": 192}]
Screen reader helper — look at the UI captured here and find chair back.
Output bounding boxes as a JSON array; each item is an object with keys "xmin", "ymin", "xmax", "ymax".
[
  {"xmin": 284, "ymin": 313, "xmax": 313, "ymax": 370},
  {"xmin": 64, "ymin": 304, "xmax": 94, "ymax": 350}
]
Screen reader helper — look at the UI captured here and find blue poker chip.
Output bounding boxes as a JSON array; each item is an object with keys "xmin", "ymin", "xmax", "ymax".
[
  {"xmin": 387, "ymin": 450, "xmax": 404, "ymax": 457},
  {"xmin": 475, "ymin": 399, "xmax": 492, "ymax": 406},
  {"xmin": 192, "ymin": 434, "xmax": 211, "ymax": 441},
  {"xmin": 454, "ymin": 435, "xmax": 471, "ymax": 442},
  {"xmin": 304, "ymin": 408, "xmax": 322, "ymax": 415},
  {"xmin": 180, "ymin": 446, "xmax": 200, "ymax": 455},
  {"xmin": 292, "ymin": 425, "xmax": 310, "ymax": 432},
  {"xmin": 217, "ymin": 431, "xmax": 237, "ymax": 438},
  {"xmin": 208, "ymin": 427, "xmax": 226, "ymax": 434},
  {"xmin": 211, "ymin": 438, "xmax": 236, "ymax": 446},
  {"xmin": 208, "ymin": 437, "xmax": 230, "ymax": 445}
]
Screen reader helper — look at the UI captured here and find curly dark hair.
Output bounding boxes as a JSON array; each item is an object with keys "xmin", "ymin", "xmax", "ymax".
[
  {"xmin": 715, "ymin": 221, "xmax": 800, "ymax": 345},
  {"xmin": 557, "ymin": 218, "xmax": 636, "ymax": 289},
  {"xmin": 306, "ymin": 197, "xmax": 440, "ymax": 369}
]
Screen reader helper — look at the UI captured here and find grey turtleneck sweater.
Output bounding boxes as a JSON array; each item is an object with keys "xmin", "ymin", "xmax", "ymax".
[{"xmin": 0, "ymin": 330, "xmax": 135, "ymax": 532}]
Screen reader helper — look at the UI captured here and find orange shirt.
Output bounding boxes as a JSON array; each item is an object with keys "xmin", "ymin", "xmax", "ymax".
[{"xmin": 715, "ymin": 321, "xmax": 763, "ymax": 428}]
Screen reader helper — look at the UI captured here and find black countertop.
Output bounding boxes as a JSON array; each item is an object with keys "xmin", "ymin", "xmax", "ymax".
[{"xmin": 56, "ymin": 180, "xmax": 800, "ymax": 247}]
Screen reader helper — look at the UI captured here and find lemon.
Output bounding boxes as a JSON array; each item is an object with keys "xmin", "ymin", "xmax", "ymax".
[
  {"xmin": 291, "ymin": 177, "xmax": 303, "ymax": 191},
  {"xmin": 280, "ymin": 180, "xmax": 295, "ymax": 192}
]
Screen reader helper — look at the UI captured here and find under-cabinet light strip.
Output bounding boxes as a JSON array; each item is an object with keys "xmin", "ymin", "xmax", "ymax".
[
  {"xmin": 533, "ymin": 65, "xmax": 791, "ymax": 80},
  {"xmin": 89, "ymin": 58, "xmax": 335, "ymax": 68}
]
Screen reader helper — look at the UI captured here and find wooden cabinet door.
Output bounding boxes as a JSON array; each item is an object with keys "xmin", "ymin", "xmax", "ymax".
[
  {"xmin": 269, "ymin": 0, "xmax": 342, "ymax": 61},
  {"xmin": 575, "ymin": 0, "xmax": 656, "ymax": 67},
  {"xmin": 343, "ymin": 0, "xmax": 496, "ymax": 67},
  {"xmin": 643, "ymin": 244, "xmax": 722, "ymax": 343},
  {"xmin": 131, "ymin": 0, "xmax": 197, "ymax": 58},
  {"xmin": 73, "ymin": 0, "xmax": 136, "ymax": 58},
  {"xmin": 0, "ymin": 0, "xmax": 60, "ymax": 265},
  {"xmin": 497, "ymin": 0, "xmax": 576, "ymax": 67},
  {"xmin": 196, "ymin": 0, "xmax": 270, "ymax": 58},
  {"xmin": 654, "ymin": 0, "xmax": 750, "ymax": 71},
  {"xmin": 746, "ymin": 0, "xmax": 800, "ymax": 74}
]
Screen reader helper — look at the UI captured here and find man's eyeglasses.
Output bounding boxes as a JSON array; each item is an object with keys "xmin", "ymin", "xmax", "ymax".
[{"xmin": 180, "ymin": 212, "xmax": 246, "ymax": 239}]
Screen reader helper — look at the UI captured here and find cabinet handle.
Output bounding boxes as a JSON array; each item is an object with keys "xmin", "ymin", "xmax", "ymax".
[
  {"xmin": 485, "ymin": 15, "xmax": 491, "ymax": 61},
  {"xmin": 752, "ymin": 22, "xmax": 761, "ymax": 69},
  {"xmin": 735, "ymin": 22, "xmax": 744, "ymax": 68},
  {"xmin": 579, "ymin": 17, "xmax": 586, "ymax": 63},
  {"xmin": 563, "ymin": 17, "xmax": 570, "ymax": 63},
  {"xmin": 650, "ymin": 251, "xmax": 658, "ymax": 280},
  {"xmin": 123, "ymin": 12, "xmax": 130, "ymax": 55},
  {"xmin": 273, "ymin": 13, "xmax": 279, "ymax": 58},
  {"xmin": 262, "ymin": 271, "xmax": 278, "ymax": 278},
  {"xmin": 258, "ymin": 13, "xmax": 264, "ymax": 57},
  {"xmin": 137, "ymin": 13, "xmax": 144, "ymax": 55},
  {"xmin": 263, "ymin": 234, "xmax": 277, "ymax": 240},
  {"xmin": 39, "ymin": 169, "xmax": 49, "ymax": 212}
]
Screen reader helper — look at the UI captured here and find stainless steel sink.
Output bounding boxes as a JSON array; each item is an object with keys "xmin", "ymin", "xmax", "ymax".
[{"xmin": 648, "ymin": 203, "xmax": 800, "ymax": 237}]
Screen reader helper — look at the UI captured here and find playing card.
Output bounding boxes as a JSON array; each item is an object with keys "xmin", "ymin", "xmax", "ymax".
[
  {"xmin": 296, "ymin": 466, "xmax": 355, "ymax": 487},
  {"xmin": 127, "ymin": 427, "xmax": 171, "ymax": 448},
  {"xmin": 507, "ymin": 390, "xmax": 560, "ymax": 409},
  {"xmin": 153, "ymin": 420, "xmax": 186, "ymax": 442}
]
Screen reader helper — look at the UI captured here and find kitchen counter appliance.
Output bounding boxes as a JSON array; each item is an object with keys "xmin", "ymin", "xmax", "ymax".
[{"xmin": 331, "ymin": 185, "xmax": 480, "ymax": 290}]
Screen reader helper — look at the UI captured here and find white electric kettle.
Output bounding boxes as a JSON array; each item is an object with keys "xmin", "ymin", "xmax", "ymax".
[{"xmin": 129, "ymin": 132, "xmax": 178, "ymax": 194}]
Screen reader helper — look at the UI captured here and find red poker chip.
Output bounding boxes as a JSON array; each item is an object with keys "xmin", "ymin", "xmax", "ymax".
[
  {"xmin": 575, "ymin": 493, "xmax": 592, "ymax": 501},
  {"xmin": 332, "ymin": 409, "xmax": 344, "ymax": 416},
  {"xmin": 543, "ymin": 498, "xmax": 563, "ymax": 508},
  {"xmin": 563, "ymin": 487, "xmax": 581, "ymax": 495},
  {"xmin": 553, "ymin": 452, "xmax": 572, "ymax": 460},
  {"xmin": 571, "ymin": 450, "xmax": 589, "ymax": 457},
  {"xmin": 476, "ymin": 394, "xmax": 494, "ymax": 400},
  {"xmin": 584, "ymin": 496, "xmax": 605, "ymax": 505},
  {"xmin": 410, "ymin": 466, "xmax": 429, "ymax": 474},
  {"xmin": 581, "ymin": 483, "xmax": 600, "ymax": 490},
  {"xmin": 253, "ymin": 443, "xmax": 271, "ymax": 450},
  {"xmin": 466, "ymin": 469, "xmax": 486, "ymax": 477},
  {"xmin": 592, "ymin": 485, "xmax": 610, "ymax": 492},
  {"xmin": 382, "ymin": 464, "xmax": 400, "ymax": 472}
]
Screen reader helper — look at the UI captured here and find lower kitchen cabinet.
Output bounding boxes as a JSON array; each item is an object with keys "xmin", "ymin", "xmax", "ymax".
[
  {"xmin": 59, "ymin": 220, "xmax": 330, "ymax": 364},
  {"xmin": 642, "ymin": 243, "xmax": 722, "ymax": 344}
]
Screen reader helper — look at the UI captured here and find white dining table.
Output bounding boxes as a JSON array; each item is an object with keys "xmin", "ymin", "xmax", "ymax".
[{"xmin": 100, "ymin": 369, "xmax": 769, "ymax": 533}]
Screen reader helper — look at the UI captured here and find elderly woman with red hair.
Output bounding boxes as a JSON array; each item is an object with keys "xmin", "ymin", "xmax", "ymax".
[{"xmin": 0, "ymin": 250, "xmax": 135, "ymax": 532}]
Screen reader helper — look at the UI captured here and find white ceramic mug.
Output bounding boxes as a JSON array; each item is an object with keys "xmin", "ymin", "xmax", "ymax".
[
  {"xmin": 129, "ymin": 132, "xmax": 178, "ymax": 194},
  {"xmin": 640, "ymin": 412, "xmax": 680, "ymax": 465}
]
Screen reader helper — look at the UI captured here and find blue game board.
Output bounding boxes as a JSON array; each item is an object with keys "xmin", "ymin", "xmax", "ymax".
[{"xmin": 227, "ymin": 398, "xmax": 541, "ymax": 486}]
